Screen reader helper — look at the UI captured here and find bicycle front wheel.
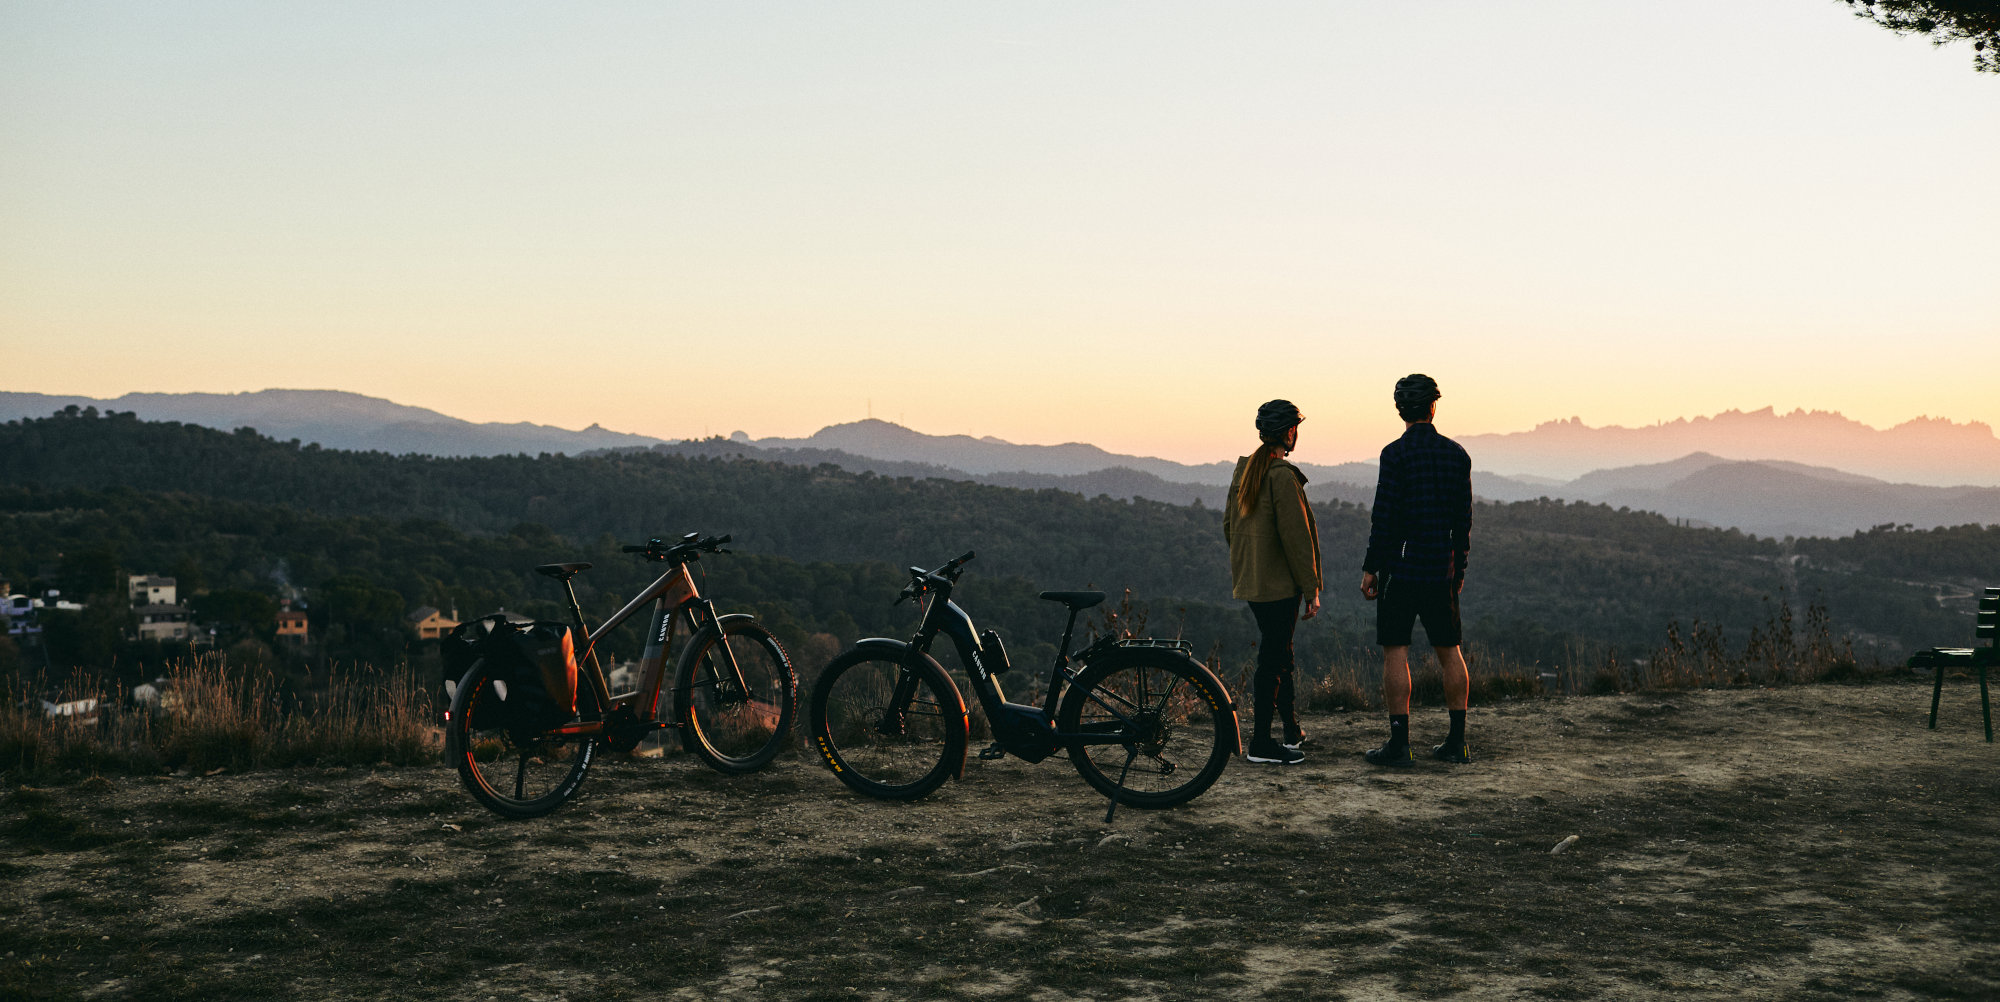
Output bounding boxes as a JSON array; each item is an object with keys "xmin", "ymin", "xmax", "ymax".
[
  {"xmin": 1056, "ymin": 650, "xmax": 1235, "ymax": 809},
  {"xmin": 675, "ymin": 616, "xmax": 797, "ymax": 774},
  {"xmin": 809, "ymin": 645, "xmax": 967, "ymax": 801},
  {"xmin": 448, "ymin": 660, "xmax": 595, "ymax": 819}
]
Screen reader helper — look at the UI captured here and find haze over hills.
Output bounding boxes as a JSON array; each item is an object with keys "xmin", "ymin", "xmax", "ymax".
[
  {"xmin": 5, "ymin": 388, "xmax": 1997, "ymax": 536},
  {"xmin": 1460, "ymin": 408, "xmax": 2000, "ymax": 487}
]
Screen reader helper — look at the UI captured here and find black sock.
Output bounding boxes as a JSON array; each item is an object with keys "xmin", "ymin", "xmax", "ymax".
[
  {"xmin": 1388, "ymin": 715, "xmax": 1408, "ymax": 748},
  {"xmin": 1446, "ymin": 710, "xmax": 1466, "ymax": 745}
]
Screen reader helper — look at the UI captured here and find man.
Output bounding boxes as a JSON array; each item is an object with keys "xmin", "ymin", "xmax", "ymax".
[{"xmin": 1359, "ymin": 374, "xmax": 1473, "ymax": 766}]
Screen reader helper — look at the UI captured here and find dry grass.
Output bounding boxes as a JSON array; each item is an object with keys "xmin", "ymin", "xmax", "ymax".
[
  {"xmin": 1, "ymin": 594, "xmax": 1888, "ymax": 782},
  {"xmin": 1, "ymin": 655, "xmax": 439, "ymax": 780}
]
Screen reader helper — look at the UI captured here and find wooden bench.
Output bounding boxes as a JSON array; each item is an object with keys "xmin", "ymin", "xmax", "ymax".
[{"xmin": 1909, "ymin": 586, "xmax": 1997, "ymax": 743}]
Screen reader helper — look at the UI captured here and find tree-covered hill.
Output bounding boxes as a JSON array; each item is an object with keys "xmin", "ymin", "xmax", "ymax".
[{"xmin": 1, "ymin": 409, "xmax": 1988, "ymax": 677}]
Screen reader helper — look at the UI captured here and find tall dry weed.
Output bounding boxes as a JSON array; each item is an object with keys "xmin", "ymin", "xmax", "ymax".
[{"xmin": 1, "ymin": 654, "xmax": 440, "ymax": 780}]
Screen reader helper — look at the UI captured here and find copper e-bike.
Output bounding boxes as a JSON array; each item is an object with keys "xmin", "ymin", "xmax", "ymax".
[{"xmin": 446, "ymin": 533, "xmax": 796, "ymax": 818}]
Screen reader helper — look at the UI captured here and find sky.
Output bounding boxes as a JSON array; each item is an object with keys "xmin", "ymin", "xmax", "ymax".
[{"xmin": 3, "ymin": 2, "xmax": 1996, "ymax": 466}]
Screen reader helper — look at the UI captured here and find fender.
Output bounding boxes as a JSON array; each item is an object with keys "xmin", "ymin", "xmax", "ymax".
[
  {"xmin": 847, "ymin": 637, "xmax": 971, "ymax": 779},
  {"xmin": 1196, "ymin": 660, "xmax": 1245, "ymax": 756}
]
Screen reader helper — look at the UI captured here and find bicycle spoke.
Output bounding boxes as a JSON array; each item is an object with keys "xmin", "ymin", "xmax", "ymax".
[
  {"xmin": 1081, "ymin": 687, "xmax": 1141, "ymax": 725},
  {"xmin": 1058, "ymin": 656, "xmax": 1228, "ymax": 808},
  {"xmin": 514, "ymin": 750, "xmax": 528, "ymax": 799}
]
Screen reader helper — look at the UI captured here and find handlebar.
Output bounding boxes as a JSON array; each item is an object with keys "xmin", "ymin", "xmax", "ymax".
[
  {"xmin": 622, "ymin": 532, "xmax": 734, "ymax": 561},
  {"xmin": 893, "ymin": 550, "xmax": 977, "ymax": 605}
]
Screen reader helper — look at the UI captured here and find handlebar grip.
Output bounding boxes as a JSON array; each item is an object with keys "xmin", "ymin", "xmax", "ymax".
[
  {"xmin": 953, "ymin": 551, "xmax": 976, "ymax": 566},
  {"xmin": 715, "ymin": 533, "xmax": 732, "ymax": 545},
  {"xmin": 621, "ymin": 545, "xmax": 648, "ymax": 553}
]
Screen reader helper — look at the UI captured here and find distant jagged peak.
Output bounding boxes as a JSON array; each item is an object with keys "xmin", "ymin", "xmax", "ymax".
[
  {"xmin": 1469, "ymin": 407, "xmax": 2000, "ymax": 487},
  {"xmin": 1511, "ymin": 407, "xmax": 1989, "ymax": 438},
  {"xmin": 1888, "ymin": 414, "xmax": 1996, "ymax": 436}
]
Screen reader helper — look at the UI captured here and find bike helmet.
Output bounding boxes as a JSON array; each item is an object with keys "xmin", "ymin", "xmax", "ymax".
[
  {"xmin": 1393, "ymin": 374, "xmax": 1440, "ymax": 420},
  {"xmin": 1255, "ymin": 399, "xmax": 1305, "ymax": 435}
]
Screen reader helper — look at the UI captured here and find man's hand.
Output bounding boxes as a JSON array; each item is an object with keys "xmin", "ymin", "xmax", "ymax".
[
  {"xmin": 1360, "ymin": 572, "xmax": 1380, "ymax": 601},
  {"xmin": 1302, "ymin": 592, "xmax": 1321, "ymax": 620}
]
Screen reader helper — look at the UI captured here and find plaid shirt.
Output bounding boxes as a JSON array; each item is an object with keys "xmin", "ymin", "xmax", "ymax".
[{"xmin": 1362, "ymin": 423, "xmax": 1472, "ymax": 582}]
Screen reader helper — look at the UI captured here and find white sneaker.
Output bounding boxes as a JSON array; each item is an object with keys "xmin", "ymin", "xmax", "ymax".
[{"xmin": 1246, "ymin": 739, "xmax": 1305, "ymax": 765}]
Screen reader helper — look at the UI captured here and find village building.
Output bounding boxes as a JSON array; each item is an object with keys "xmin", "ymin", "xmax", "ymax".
[
  {"xmin": 408, "ymin": 606, "xmax": 460, "ymax": 641},
  {"xmin": 135, "ymin": 603, "xmax": 192, "ymax": 642},
  {"xmin": 1, "ymin": 592, "xmax": 34, "ymax": 636},
  {"xmin": 276, "ymin": 605, "xmax": 309, "ymax": 640},
  {"xmin": 128, "ymin": 574, "xmax": 177, "ymax": 607}
]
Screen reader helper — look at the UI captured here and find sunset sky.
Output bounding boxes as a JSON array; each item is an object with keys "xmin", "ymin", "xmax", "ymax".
[{"xmin": 3, "ymin": 2, "xmax": 1996, "ymax": 465}]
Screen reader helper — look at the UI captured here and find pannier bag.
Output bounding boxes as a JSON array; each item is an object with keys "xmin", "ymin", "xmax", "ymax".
[
  {"xmin": 438, "ymin": 615, "xmax": 580, "ymax": 738},
  {"xmin": 438, "ymin": 616, "xmax": 503, "ymax": 723},
  {"xmin": 509, "ymin": 620, "xmax": 580, "ymax": 721}
]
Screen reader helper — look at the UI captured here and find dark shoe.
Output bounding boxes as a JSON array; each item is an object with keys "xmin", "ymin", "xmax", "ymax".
[
  {"xmin": 1245, "ymin": 738, "xmax": 1305, "ymax": 765},
  {"xmin": 1283, "ymin": 727, "xmax": 1311, "ymax": 752},
  {"xmin": 1430, "ymin": 741, "xmax": 1470, "ymax": 764},
  {"xmin": 1363, "ymin": 742, "xmax": 1413, "ymax": 768}
]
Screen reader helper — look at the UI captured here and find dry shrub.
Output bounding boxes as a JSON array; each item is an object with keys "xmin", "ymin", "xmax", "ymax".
[
  {"xmin": 158, "ymin": 655, "xmax": 277, "ymax": 771},
  {"xmin": 1304, "ymin": 661, "xmax": 1373, "ymax": 713},
  {"xmin": 1643, "ymin": 594, "xmax": 1877, "ymax": 693},
  {"xmin": 271, "ymin": 663, "xmax": 438, "ymax": 767}
]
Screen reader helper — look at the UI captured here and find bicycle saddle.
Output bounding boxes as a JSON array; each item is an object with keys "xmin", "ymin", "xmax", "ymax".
[
  {"xmin": 533, "ymin": 562, "xmax": 593, "ymax": 581},
  {"xmin": 1037, "ymin": 590, "xmax": 1105, "ymax": 611}
]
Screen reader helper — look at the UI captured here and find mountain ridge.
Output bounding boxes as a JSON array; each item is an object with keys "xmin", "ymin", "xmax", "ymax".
[
  {"xmin": 6, "ymin": 388, "xmax": 1995, "ymax": 533},
  {"xmin": 0, "ymin": 389, "xmax": 667, "ymax": 457}
]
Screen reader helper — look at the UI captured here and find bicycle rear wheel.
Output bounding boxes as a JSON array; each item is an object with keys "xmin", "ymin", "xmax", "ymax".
[
  {"xmin": 448, "ymin": 660, "xmax": 596, "ymax": 819},
  {"xmin": 675, "ymin": 616, "xmax": 797, "ymax": 774},
  {"xmin": 1056, "ymin": 650, "xmax": 1235, "ymax": 809},
  {"xmin": 809, "ymin": 645, "xmax": 966, "ymax": 801}
]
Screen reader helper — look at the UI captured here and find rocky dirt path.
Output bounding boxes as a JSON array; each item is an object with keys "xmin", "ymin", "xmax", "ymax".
[{"xmin": 4, "ymin": 678, "xmax": 1997, "ymax": 1001}]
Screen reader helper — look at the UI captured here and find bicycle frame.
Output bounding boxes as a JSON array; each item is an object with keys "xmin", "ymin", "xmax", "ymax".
[
  {"xmin": 905, "ymin": 590, "xmax": 1147, "ymax": 751},
  {"xmin": 546, "ymin": 560, "xmax": 752, "ymax": 738}
]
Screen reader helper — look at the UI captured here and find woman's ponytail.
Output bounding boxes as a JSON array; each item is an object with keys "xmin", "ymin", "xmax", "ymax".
[{"xmin": 1235, "ymin": 432, "xmax": 1288, "ymax": 518}]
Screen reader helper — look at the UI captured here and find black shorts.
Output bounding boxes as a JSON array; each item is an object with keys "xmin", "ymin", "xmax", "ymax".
[{"xmin": 1376, "ymin": 577, "xmax": 1462, "ymax": 647}]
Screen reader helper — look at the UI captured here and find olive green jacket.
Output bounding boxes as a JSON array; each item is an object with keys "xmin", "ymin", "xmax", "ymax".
[{"xmin": 1223, "ymin": 456, "xmax": 1323, "ymax": 602}]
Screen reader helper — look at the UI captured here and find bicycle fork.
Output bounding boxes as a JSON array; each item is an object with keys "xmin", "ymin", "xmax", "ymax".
[
  {"xmin": 692, "ymin": 600, "xmax": 758, "ymax": 704},
  {"xmin": 878, "ymin": 661, "xmax": 922, "ymax": 737}
]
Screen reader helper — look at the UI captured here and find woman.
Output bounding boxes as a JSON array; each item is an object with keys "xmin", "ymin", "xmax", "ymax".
[{"xmin": 1223, "ymin": 399, "xmax": 1322, "ymax": 765}]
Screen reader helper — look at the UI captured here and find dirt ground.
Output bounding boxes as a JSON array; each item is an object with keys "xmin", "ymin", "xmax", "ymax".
[{"xmin": 4, "ymin": 677, "xmax": 1998, "ymax": 1001}]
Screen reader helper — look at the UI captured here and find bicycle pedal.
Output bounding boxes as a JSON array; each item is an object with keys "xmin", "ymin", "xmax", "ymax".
[{"xmin": 978, "ymin": 741, "xmax": 1008, "ymax": 761}]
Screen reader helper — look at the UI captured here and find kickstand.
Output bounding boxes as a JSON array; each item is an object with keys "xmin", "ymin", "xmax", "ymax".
[{"xmin": 1103, "ymin": 747, "xmax": 1137, "ymax": 824}]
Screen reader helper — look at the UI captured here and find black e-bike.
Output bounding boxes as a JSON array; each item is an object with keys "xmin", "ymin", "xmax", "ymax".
[{"xmin": 808, "ymin": 552, "xmax": 1240, "ymax": 819}]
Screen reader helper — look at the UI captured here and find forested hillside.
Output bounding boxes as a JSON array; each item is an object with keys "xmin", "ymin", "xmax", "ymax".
[{"xmin": 1, "ymin": 409, "xmax": 1990, "ymax": 682}]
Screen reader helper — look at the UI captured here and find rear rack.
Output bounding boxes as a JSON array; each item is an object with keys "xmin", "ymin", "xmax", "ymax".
[{"xmin": 1077, "ymin": 634, "xmax": 1195, "ymax": 663}]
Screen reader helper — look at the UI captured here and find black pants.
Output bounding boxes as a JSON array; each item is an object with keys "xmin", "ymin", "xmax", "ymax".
[{"xmin": 1247, "ymin": 593, "xmax": 1302, "ymax": 741}]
